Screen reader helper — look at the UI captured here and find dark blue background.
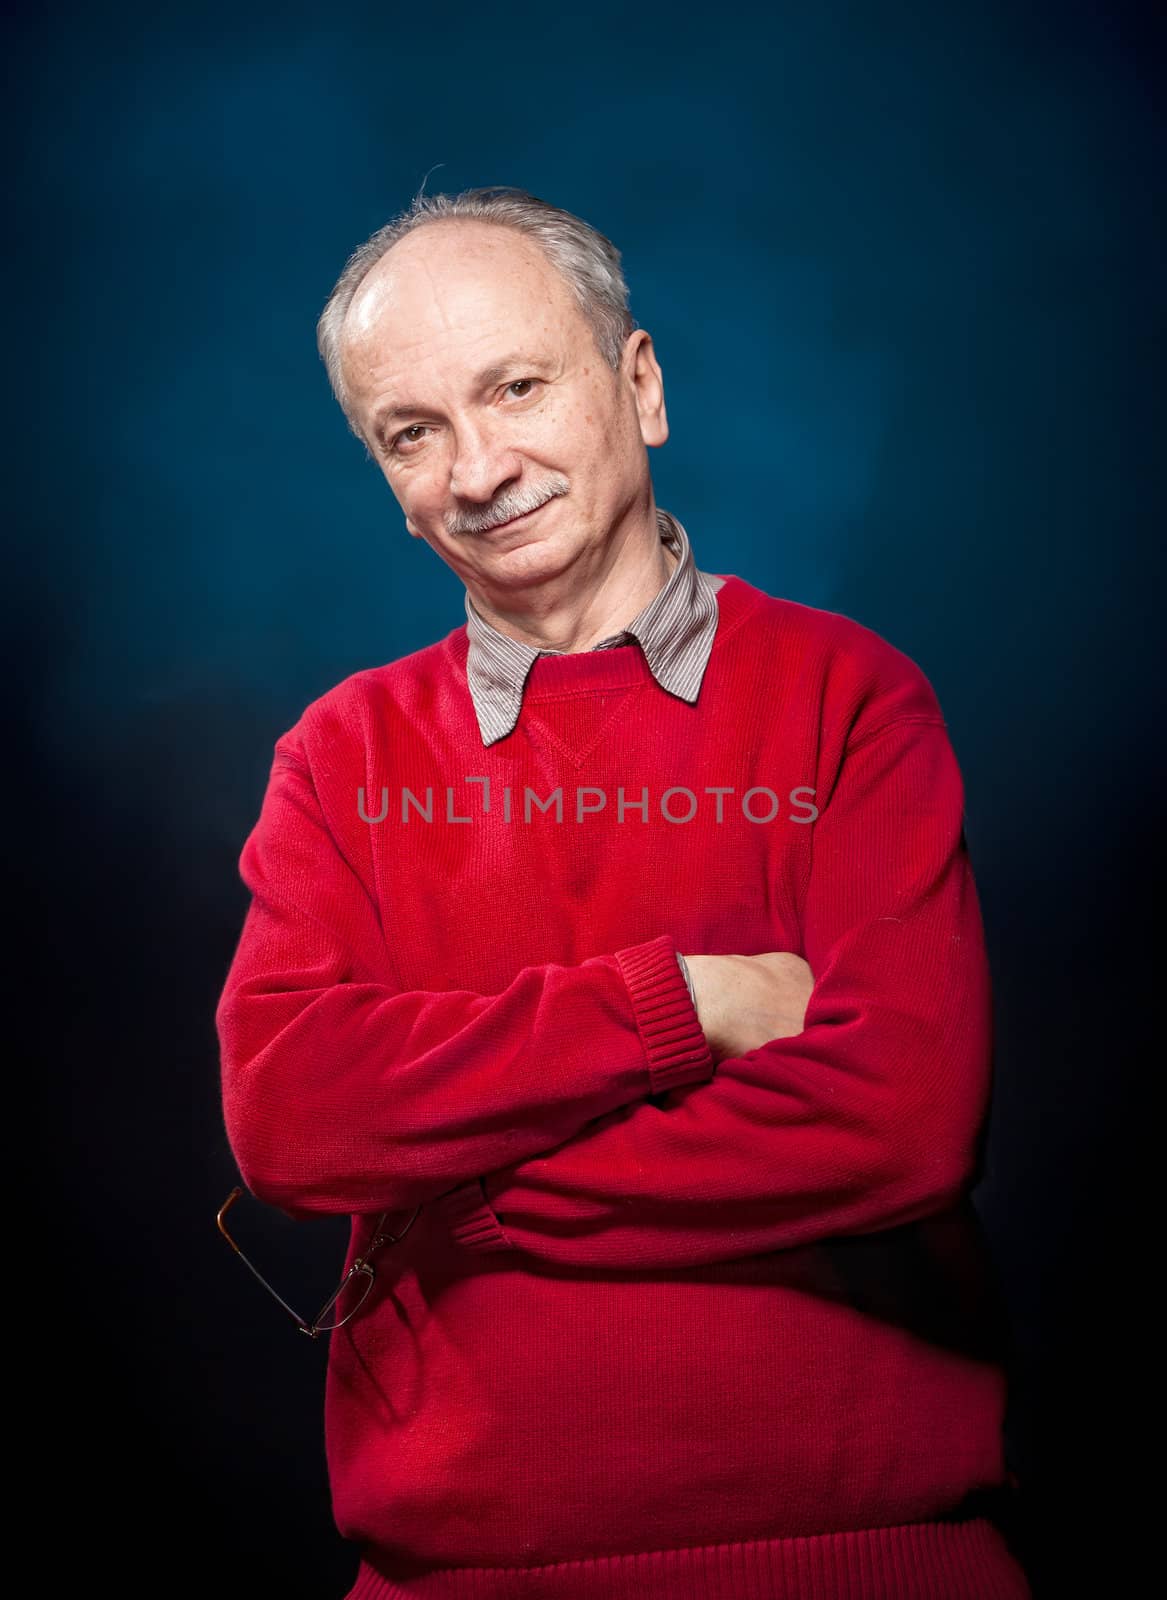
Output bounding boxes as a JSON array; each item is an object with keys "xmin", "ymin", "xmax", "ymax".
[{"xmin": 11, "ymin": 1, "xmax": 1161, "ymax": 1594}]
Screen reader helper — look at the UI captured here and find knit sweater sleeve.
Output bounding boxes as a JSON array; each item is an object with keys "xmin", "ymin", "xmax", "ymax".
[
  {"xmin": 435, "ymin": 704, "xmax": 994, "ymax": 1269},
  {"xmin": 215, "ymin": 739, "xmax": 712, "ymax": 1219}
]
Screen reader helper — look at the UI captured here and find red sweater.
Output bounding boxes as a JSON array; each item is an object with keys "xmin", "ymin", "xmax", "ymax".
[{"xmin": 216, "ymin": 572, "xmax": 1030, "ymax": 1598}]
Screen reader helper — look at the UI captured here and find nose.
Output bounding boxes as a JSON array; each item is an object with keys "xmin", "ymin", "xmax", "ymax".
[{"xmin": 448, "ymin": 416, "xmax": 523, "ymax": 504}]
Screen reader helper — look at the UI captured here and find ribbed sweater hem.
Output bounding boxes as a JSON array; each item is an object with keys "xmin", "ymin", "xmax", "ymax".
[{"xmin": 346, "ymin": 1515, "xmax": 1031, "ymax": 1598}]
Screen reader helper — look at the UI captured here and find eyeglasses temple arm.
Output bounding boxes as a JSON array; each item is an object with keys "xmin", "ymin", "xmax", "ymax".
[{"xmin": 217, "ymin": 1186, "xmax": 312, "ymax": 1332}]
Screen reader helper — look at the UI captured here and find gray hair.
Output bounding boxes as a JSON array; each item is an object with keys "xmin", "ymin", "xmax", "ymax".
[{"xmin": 316, "ymin": 185, "xmax": 637, "ymax": 444}]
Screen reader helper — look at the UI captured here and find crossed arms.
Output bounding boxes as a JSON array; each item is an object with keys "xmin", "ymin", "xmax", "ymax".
[{"xmin": 216, "ymin": 686, "xmax": 992, "ymax": 1272}]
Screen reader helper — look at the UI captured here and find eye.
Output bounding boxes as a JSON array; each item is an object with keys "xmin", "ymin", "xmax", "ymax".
[
  {"xmin": 390, "ymin": 423, "xmax": 430, "ymax": 454},
  {"xmin": 506, "ymin": 378, "xmax": 540, "ymax": 398}
]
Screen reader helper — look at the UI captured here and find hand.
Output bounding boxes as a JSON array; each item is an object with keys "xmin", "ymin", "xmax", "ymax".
[{"xmin": 683, "ymin": 951, "xmax": 815, "ymax": 1063}]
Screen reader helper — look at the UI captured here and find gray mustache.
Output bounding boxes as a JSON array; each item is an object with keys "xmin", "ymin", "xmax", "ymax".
[{"xmin": 447, "ymin": 476, "xmax": 569, "ymax": 537}]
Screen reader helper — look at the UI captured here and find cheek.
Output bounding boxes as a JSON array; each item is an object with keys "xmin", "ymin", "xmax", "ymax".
[
  {"xmin": 386, "ymin": 463, "xmax": 444, "ymax": 520},
  {"xmin": 528, "ymin": 397, "xmax": 608, "ymax": 463}
]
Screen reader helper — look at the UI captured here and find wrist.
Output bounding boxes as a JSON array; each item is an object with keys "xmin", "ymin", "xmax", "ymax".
[
  {"xmin": 679, "ymin": 954, "xmax": 722, "ymax": 1058},
  {"xmin": 675, "ymin": 950, "xmax": 697, "ymax": 1010}
]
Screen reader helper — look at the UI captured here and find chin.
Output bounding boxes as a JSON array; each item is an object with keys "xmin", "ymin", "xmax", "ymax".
[{"xmin": 475, "ymin": 530, "xmax": 578, "ymax": 588}]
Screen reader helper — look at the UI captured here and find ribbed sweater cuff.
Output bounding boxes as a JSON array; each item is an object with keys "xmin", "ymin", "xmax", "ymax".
[
  {"xmin": 438, "ymin": 1176, "xmax": 511, "ymax": 1252},
  {"xmin": 615, "ymin": 933, "xmax": 714, "ymax": 1095}
]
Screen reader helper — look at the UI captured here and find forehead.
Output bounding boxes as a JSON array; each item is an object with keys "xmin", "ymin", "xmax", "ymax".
[{"xmin": 341, "ymin": 221, "xmax": 585, "ymax": 380}]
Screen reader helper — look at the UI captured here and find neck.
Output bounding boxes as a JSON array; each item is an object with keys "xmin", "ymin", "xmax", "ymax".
[{"xmin": 468, "ymin": 504, "xmax": 677, "ymax": 654}]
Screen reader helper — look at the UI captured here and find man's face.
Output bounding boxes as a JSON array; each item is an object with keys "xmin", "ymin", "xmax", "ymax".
[{"xmin": 338, "ymin": 220, "xmax": 667, "ymax": 596}]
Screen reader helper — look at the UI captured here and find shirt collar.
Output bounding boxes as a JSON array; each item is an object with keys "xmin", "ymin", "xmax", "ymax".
[{"xmin": 463, "ymin": 508, "xmax": 722, "ymax": 747}]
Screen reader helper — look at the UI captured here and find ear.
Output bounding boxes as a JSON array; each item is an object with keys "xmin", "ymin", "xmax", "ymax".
[
  {"xmin": 405, "ymin": 515, "xmax": 423, "ymax": 539},
  {"xmin": 626, "ymin": 330, "xmax": 668, "ymax": 449}
]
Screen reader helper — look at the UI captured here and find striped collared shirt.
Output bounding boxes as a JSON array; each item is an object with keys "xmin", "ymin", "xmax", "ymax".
[{"xmin": 463, "ymin": 508, "xmax": 725, "ymax": 749}]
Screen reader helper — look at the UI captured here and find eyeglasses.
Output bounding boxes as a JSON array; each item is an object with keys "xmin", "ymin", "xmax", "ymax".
[{"xmin": 216, "ymin": 1186, "xmax": 421, "ymax": 1340}]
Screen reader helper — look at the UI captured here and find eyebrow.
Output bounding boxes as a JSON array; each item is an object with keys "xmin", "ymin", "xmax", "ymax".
[{"xmin": 371, "ymin": 353, "xmax": 548, "ymax": 437}]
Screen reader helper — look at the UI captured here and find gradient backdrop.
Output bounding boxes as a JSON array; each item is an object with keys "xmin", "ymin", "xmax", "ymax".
[{"xmin": 10, "ymin": 1, "xmax": 1161, "ymax": 1595}]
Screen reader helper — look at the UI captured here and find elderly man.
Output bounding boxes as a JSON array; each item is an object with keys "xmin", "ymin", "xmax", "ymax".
[{"xmin": 216, "ymin": 187, "xmax": 1031, "ymax": 1599}]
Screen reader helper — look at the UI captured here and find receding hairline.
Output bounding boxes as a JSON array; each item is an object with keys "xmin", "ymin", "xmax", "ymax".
[{"xmin": 337, "ymin": 215, "xmax": 586, "ymax": 356}]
